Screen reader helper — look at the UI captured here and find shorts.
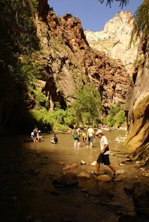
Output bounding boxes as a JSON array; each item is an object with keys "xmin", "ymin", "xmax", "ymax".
[
  {"xmin": 31, "ymin": 136, "xmax": 36, "ymax": 141},
  {"xmin": 74, "ymin": 136, "xmax": 79, "ymax": 140},
  {"xmin": 97, "ymin": 154, "xmax": 110, "ymax": 165},
  {"xmin": 83, "ymin": 137, "xmax": 87, "ymax": 142},
  {"xmin": 88, "ymin": 135, "xmax": 93, "ymax": 142}
]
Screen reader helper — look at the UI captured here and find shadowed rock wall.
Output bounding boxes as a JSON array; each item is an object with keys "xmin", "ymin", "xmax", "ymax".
[{"xmin": 124, "ymin": 37, "xmax": 149, "ymax": 165}]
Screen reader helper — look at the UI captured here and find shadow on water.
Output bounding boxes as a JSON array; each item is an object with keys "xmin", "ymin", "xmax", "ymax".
[{"xmin": 0, "ymin": 130, "xmax": 149, "ymax": 222}]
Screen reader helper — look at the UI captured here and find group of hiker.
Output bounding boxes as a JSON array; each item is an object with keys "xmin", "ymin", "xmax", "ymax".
[
  {"xmin": 72, "ymin": 126, "xmax": 119, "ymax": 180},
  {"xmin": 72, "ymin": 126, "xmax": 95, "ymax": 148},
  {"xmin": 31, "ymin": 126, "xmax": 58, "ymax": 144},
  {"xmin": 30, "ymin": 125, "xmax": 119, "ymax": 179},
  {"xmin": 31, "ymin": 126, "xmax": 43, "ymax": 142}
]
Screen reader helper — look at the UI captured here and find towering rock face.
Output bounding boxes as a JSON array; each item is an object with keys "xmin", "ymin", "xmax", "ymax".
[
  {"xmin": 84, "ymin": 11, "xmax": 140, "ymax": 77},
  {"xmin": 34, "ymin": 1, "xmax": 130, "ymax": 114},
  {"xmin": 124, "ymin": 37, "xmax": 149, "ymax": 165}
]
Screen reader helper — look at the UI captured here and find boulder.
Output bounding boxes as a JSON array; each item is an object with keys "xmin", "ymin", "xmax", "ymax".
[
  {"xmin": 53, "ymin": 172, "xmax": 79, "ymax": 186},
  {"xmin": 78, "ymin": 172, "xmax": 91, "ymax": 179},
  {"xmin": 95, "ymin": 174, "xmax": 111, "ymax": 182}
]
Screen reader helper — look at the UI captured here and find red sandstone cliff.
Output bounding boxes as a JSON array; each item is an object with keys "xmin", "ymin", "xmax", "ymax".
[{"xmin": 35, "ymin": 1, "xmax": 130, "ymax": 114}]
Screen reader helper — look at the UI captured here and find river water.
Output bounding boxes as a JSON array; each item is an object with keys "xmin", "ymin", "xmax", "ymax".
[{"xmin": 0, "ymin": 130, "xmax": 148, "ymax": 222}]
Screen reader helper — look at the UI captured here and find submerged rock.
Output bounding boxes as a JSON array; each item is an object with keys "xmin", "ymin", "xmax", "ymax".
[
  {"xmin": 63, "ymin": 164, "xmax": 78, "ymax": 170},
  {"xmin": 53, "ymin": 172, "xmax": 79, "ymax": 186},
  {"xmin": 80, "ymin": 160, "xmax": 86, "ymax": 165},
  {"xmin": 95, "ymin": 174, "xmax": 111, "ymax": 182},
  {"xmin": 78, "ymin": 172, "xmax": 91, "ymax": 179},
  {"xmin": 91, "ymin": 161, "xmax": 97, "ymax": 166},
  {"xmin": 117, "ymin": 169, "xmax": 126, "ymax": 174}
]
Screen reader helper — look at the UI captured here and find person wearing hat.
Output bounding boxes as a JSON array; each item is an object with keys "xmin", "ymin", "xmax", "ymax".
[{"xmin": 93, "ymin": 129, "xmax": 119, "ymax": 179}]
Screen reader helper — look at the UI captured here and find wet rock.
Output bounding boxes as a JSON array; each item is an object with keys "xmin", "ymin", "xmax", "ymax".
[
  {"xmin": 80, "ymin": 160, "xmax": 86, "ymax": 165},
  {"xmin": 133, "ymin": 193, "xmax": 149, "ymax": 204},
  {"xmin": 142, "ymin": 170, "xmax": 149, "ymax": 177},
  {"xmin": 120, "ymin": 161, "xmax": 126, "ymax": 165},
  {"xmin": 136, "ymin": 201, "xmax": 149, "ymax": 208},
  {"xmin": 53, "ymin": 172, "xmax": 79, "ymax": 186},
  {"xmin": 126, "ymin": 155, "xmax": 131, "ymax": 158},
  {"xmin": 114, "ymin": 175, "xmax": 124, "ymax": 182},
  {"xmin": 124, "ymin": 187, "xmax": 135, "ymax": 195},
  {"xmin": 87, "ymin": 189, "xmax": 103, "ymax": 197},
  {"xmin": 63, "ymin": 164, "xmax": 78, "ymax": 170},
  {"xmin": 91, "ymin": 161, "xmax": 97, "ymax": 166},
  {"xmin": 117, "ymin": 169, "xmax": 126, "ymax": 174},
  {"xmin": 78, "ymin": 172, "xmax": 91, "ymax": 179},
  {"xmin": 95, "ymin": 174, "xmax": 111, "ymax": 182},
  {"xmin": 57, "ymin": 162, "xmax": 65, "ymax": 165},
  {"xmin": 110, "ymin": 152, "xmax": 115, "ymax": 156},
  {"xmin": 125, "ymin": 158, "xmax": 132, "ymax": 162},
  {"xmin": 63, "ymin": 165, "xmax": 70, "ymax": 170}
]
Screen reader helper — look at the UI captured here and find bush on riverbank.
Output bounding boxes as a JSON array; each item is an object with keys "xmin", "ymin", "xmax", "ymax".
[{"xmin": 103, "ymin": 103, "xmax": 126, "ymax": 128}]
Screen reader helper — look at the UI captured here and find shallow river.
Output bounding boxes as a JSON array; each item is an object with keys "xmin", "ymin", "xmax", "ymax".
[{"xmin": 0, "ymin": 130, "xmax": 148, "ymax": 222}]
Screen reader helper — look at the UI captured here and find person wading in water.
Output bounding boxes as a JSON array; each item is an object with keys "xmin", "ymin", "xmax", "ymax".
[{"xmin": 93, "ymin": 129, "xmax": 119, "ymax": 180}]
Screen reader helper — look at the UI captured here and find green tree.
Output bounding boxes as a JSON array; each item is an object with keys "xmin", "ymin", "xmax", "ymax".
[
  {"xmin": 129, "ymin": 0, "xmax": 149, "ymax": 46},
  {"xmin": 105, "ymin": 103, "xmax": 126, "ymax": 127},
  {"xmin": 63, "ymin": 107, "xmax": 76, "ymax": 126},
  {"xmin": 73, "ymin": 84, "xmax": 103, "ymax": 125},
  {"xmin": 134, "ymin": 0, "xmax": 149, "ymax": 40}
]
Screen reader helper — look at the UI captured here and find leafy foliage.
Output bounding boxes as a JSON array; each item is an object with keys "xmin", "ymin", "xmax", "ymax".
[
  {"xmin": 0, "ymin": 0, "xmax": 40, "ymax": 132},
  {"xmin": 103, "ymin": 103, "xmax": 126, "ymax": 127},
  {"xmin": 73, "ymin": 84, "xmax": 103, "ymax": 125},
  {"xmin": 98, "ymin": 0, "xmax": 129, "ymax": 8},
  {"xmin": 134, "ymin": 0, "xmax": 149, "ymax": 40},
  {"xmin": 29, "ymin": 107, "xmax": 69, "ymax": 131},
  {"xmin": 130, "ymin": 0, "xmax": 149, "ymax": 47}
]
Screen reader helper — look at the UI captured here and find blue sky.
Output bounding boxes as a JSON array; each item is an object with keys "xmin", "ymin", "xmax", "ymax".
[{"xmin": 48, "ymin": 0, "xmax": 143, "ymax": 31}]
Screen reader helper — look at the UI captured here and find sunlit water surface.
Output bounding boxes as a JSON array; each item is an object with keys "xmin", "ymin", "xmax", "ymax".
[{"xmin": 0, "ymin": 130, "xmax": 147, "ymax": 222}]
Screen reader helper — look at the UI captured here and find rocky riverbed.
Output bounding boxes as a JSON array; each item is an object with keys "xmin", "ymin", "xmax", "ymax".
[{"xmin": 0, "ymin": 131, "xmax": 149, "ymax": 222}]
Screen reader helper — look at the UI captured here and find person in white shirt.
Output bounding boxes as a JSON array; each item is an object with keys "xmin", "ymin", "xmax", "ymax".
[
  {"xmin": 87, "ymin": 126, "xmax": 95, "ymax": 148},
  {"xmin": 93, "ymin": 129, "xmax": 119, "ymax": 180}
]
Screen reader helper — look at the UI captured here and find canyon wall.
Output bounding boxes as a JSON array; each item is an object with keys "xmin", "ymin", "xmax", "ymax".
[
  {"xmin": 124, "ymin": 37, "xmax": 149, "ymax": 165},
  {"xmin": 84, "ymin": 11, "xmax": 140, "ymax": 77},
  {"xmin": 33, "ymin": 2, "xmax": 130, "ymax": 114}
]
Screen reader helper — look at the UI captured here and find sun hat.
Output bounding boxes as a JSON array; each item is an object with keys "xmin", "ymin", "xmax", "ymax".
[{"xmin": 95, "ymin": 129, "xmax": 103, "ymax": 136}]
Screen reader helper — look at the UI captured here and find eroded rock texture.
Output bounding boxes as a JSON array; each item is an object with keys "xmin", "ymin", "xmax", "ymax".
[
  {"xmin": 85, "ymin": 11, "xmax": 140, "ymax": 77},
  {"xmin": 34, "ymin": 2, "xmax": 130, "ymax": 113},
  {"xmin": 124, "ymin": 38, "xmax": 149, "ymax": 165}
]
